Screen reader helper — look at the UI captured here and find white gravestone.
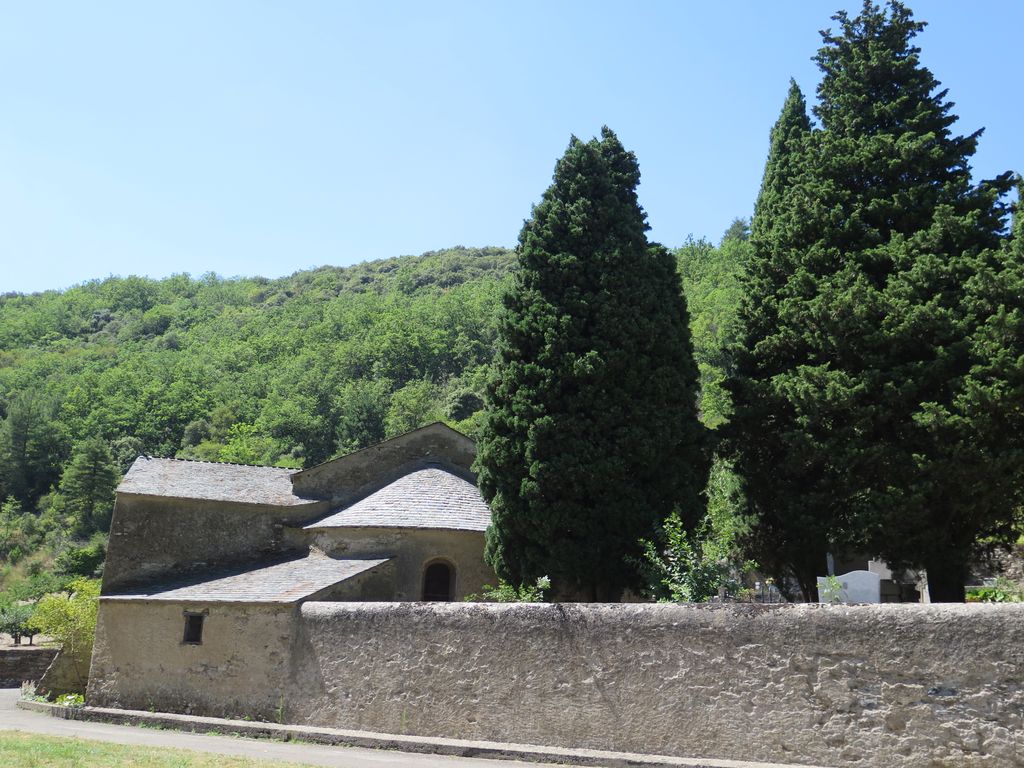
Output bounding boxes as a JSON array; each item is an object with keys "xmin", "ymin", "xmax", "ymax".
[{"xmin": 817, "ymin": 569, "xmax": 881, "ymax": 603}]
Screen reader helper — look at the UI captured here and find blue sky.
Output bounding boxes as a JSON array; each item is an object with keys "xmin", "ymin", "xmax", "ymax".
[{"xmin": 1, "ymin": 1, "xmax": 1021, "ymax": 293}]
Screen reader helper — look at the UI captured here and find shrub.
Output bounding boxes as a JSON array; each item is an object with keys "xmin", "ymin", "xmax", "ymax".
[
  {"xmin": 28, "ymin": 578, "xmax": 100, "ymax": 658},
  {"xmin": 966, "ymin": 578, "xmax": 1023, "ymax": 603},
  {"xmin": 465, "ymin": 576, "xmax": 550, "ymax": 603}
]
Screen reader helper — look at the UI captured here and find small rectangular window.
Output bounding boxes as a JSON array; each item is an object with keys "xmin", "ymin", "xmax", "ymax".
[{"xmin": 182, "ymin": 613, "xmax": 205, "ymax": 645}]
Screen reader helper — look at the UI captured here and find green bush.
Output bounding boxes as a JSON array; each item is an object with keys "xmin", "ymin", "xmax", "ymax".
[
  {"xmin": 966, "ymin": 578, "xmax": 1023, "ymax": 603},
  {"xmin": 28, "ymin": 578, "xmax": 100, "ymax": 657},
  {"xmin": 465, "ymin": 576, "xmax": 550, "ymax": 603}
]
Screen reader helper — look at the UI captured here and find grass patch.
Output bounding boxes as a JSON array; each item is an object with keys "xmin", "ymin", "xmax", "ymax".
[{"xmin": 0, "ymin": 731, "xmax": 315, "ymax": 767}]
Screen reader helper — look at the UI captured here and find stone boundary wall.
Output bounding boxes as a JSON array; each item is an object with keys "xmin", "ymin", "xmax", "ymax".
[
  {"xmin": 0, "ymin": 647, "xmax": 58, "ymax": 687},
  {"xmin": 289, "ymin": 602, "xmax": 1024, "ymax": 768}
]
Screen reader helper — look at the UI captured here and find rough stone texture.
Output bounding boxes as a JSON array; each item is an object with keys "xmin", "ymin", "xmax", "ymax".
[
  {"xmin": 104, "ymin": 553, "xmax": 390, "ymax": 603},
  {"xmin": 0, "ymin": 647, "xmax": 57, "ymax": 687},
  {"xmin": 305, "ymin": 467, "xmax": 491, "ymax": 532},
  {"xmin": 103, "ymin": 494, "xmax": 329, "ymax": 593},
  {"xmin": 18, "ymin": 697, "xmax": 830, "ymax": 768},
  {"xmin": 980, "ymin": 543, "xmax": 1024, "ymax": 585},
  {"xmin": 303, "ymin": 528, "xmax": 492, "ymax": 601},
  {"xmin": 38, "ymin": 643, "xmax": 92, "ymax": 696},
  {"xmin": 102, "ymin": 424, "xmax": 481, "ymax": 598},
  {"xmin": 285, "ymin": 603, "xmax": 1023, "ymax": 768},
  {"xmin": 87, "ymin": 601, "xmax": 294, "ymax": 720},
  {"xmin": 119, "ymin": 457, "xmax": 313, "ymax": 507},
  {"xmin": 291, "ymin": 423, "xmax": 476, "ymax": 504}
]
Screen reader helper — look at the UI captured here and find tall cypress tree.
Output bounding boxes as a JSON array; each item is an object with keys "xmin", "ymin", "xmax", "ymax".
[
  {"xmin": 476, "ymin": 127, "xmax": 709, "ymax": 601},
  {"xmin": 727, "ymin": 82, "xmax": 832, "ymax": 600},
  {"xmin": 729, "ymin": 1, "xmax": 1016, "ymax": 601}
]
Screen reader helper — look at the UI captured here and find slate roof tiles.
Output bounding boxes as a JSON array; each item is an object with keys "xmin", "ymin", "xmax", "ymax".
[
  {"xmin": 305, "ymin": 467, "xmax": 491, "ymax": 532},
  {"xmin": 118, "ymin": 456, "xmax": 313, "ymax": 507},
  {"xmin": 103, "ymin": 554, "xmax": 389, "ymax": 603}
]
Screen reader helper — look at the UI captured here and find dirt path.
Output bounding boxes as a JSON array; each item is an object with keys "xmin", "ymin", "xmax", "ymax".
[{"xmin": 0, "ymin": 689, "xmax": 556, "ymax": 768}]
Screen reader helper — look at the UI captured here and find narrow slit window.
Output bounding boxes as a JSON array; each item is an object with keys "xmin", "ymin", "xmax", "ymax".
[{"xmin": 182, "ymin": 613, "xmax": 205, "ymax": 644}]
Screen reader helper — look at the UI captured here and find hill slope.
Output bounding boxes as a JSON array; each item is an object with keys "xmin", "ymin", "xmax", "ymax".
[{"xmin": 0, "ymin": 241, "xmax": 744, "ymax": 590}]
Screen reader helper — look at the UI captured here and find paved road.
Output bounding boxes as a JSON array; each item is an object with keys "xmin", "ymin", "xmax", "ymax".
[{"xmin": 0, "ymin": 690, "xmax": 560, "ymax": 768}]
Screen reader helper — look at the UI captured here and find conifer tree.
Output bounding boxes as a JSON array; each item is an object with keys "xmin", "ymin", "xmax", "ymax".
[
  {"xmin": 727, "ymin": 82, "xmax": 830, "ymax": 599},
  {"xmin": 0, "ymin": 393, "xmax": 63, "ymax": 506},
  {"xmin": 729, "ymin": 1, "xmax": 1016, "ymax": 601},
  {"xmin": 59, "ymin": 438, "xmax": 119, "ymax": 535},
  {"xmin": 476, "ymin": 127, "xmax": 709, "ymax": 601}
]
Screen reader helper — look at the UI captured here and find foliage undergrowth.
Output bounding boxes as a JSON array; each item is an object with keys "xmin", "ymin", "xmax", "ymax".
[
  {"xmin": 966, "ymin": 578, "xmax": 1024, "ymax": 603},
  {"xmin": 464, "ymin": 576, "xmax": 551, "ymax": 603}
]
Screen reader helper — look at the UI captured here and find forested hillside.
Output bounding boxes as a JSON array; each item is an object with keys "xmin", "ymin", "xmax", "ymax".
[{"xmin": 0, "ymin": 240, "xmax": 745, "ymax": 592}]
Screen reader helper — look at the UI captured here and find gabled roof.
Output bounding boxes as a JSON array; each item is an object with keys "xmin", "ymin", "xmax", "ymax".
[
  {"xmin": 117, "ymin": 456, "xmax": 315, "ymax": 507},
  {"xmin": 292, "ymin": 422, "xmax": 474, "ymax": 480},
  {"xmin": 289, "ymin": 422, "xmax": 476, "ymax": 500},
  {"xmin": 304, "ymin": 466, "xmax": 491, "ymax": 532},
  {"xmin": 102, "ymin": 553, "xmax": 389, "ymax": 603}
]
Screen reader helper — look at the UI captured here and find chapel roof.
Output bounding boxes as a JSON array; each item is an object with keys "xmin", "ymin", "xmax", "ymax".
[
  {"xmin": 102, "ymin": 553, "xmax": 389, "ymax": 603},
  {"xmin": 303, "ymin": 466, "xmax": 491, "ymax": 532},
  {"xmin": 117, "ymin": 456, "xmax": 314, "ymax": 507}
]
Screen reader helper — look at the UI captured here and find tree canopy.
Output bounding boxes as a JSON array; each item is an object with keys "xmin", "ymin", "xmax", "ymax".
[
  {"xmin": 476, "ymin": 128, "xmax": 709, "ymax": 601},
  {"xmin": 728, "ymin": 0, "xmax": 1018, "ymax": 601}
]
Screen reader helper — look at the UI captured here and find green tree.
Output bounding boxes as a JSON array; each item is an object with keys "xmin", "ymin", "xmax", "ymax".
[
  {"xmin": 58, "ymin": 438, "xmax": 119, "ymax": 535},
  {"xmin": 384, "ymin": 379, "xmax": 443, "ymax": 438},
  {"xmin": 476, "ymin": 127, "xmax": 709, "ymax": 601},
  {"xmin": 676, "ymin": 235, "xmax": 750, "ymax": 428},
  {"xmin": 729, "ymin": 2, "xmax": 1016, "ymax": 601},
  {"xmin": 54, "ymin": 534, "xmax": 107, "ymax": 579},
  {"xmin": 218, "ymin": 423, "xmax": 276, "ymax": 465},
  {"xmin": 0, "ymin": 601, "xmax": 36, "ymax": 645},
  {"xmin": 726, "ymin": 80, "xmax": 827, "ymax": 599},
  {"xmin": 0, "ymin": 393, "xmax": 64, "ymax": 506},
  {"xmin": 28, "ymin": 578, "xmax": 100, "ymax": 690}
]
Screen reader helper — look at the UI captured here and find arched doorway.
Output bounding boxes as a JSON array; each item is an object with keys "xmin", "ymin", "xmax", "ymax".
[{"xmin": 422, "ymin": 561, "xmax": 454, "ymax": 601}]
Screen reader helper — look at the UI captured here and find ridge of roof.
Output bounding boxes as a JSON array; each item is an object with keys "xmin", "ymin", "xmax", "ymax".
[
  {"xmin": 304, "ymin": 465, "xmax": 490, "ymax": 532},
  {"xmin": 128, "ymin": 455, "xmax": 298, "ymax": 471},
  {"xmin": 293, "ymin": 421, "xmax": 472, "ymax": 478},
  {"xmin": 117, "ymin": 455, "xmax": 314, "ymax": 506}
]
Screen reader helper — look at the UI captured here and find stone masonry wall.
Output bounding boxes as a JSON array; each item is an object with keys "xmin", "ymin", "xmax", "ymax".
[
  {"xmin": 88, "ymin": 601, "xmax": 294, "ymax": 720},
  {"xmin": 103, "ymin": 495, "xmax": 327, "ymax": 593},
  {"xmin": 0, "ymin": 647, "xmax": 58, "ymax": 687},
  {"xmin": 305, "ymin": 528, "xmax": 493, "ymax": 601},
  {"xmin": 288, "ymin": 602, "xmax": 1024, "ymax": 768}
]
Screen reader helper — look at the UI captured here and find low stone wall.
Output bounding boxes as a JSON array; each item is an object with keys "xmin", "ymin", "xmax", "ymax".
[
  {"xmin": 38, "ymin": 644, "xmax": 92, "ymax": 696},
  {"xmin": 0, "ymin": 647, "xmax": 58, "ymax": 687},
  {"xmin": 289, "ymin": 603, "xmax": 1024, "ymax": 768}
]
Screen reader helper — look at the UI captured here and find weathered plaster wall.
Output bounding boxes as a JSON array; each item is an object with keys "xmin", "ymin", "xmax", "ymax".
[
  {"xmin": 38, "ymin": 643, "xmax": 92, "ymax": 696},
  {"xmin": 310, "ymin": 559, "xmax": 397, "ymax": 602},
  {"xmin": 289, "ymin": 602, "xmax": 1024, "ymax": 768},
  {"xmin": 87, "ymin": 601, "xmax": 293, "ymax": 720},
  {"xmin": 103, "ymin": 495, "xmax": 327, "ymax": 593},
  {"xmin": 0, "ymin": 647, "xmax": 57, "ymax": 687},
  {"xmin": 307, "ymin": 528, "xmax": 491, "ymax": 601}
]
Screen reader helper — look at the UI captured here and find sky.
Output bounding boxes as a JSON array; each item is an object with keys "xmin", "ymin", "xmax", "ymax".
[{"xmin": 1, "ymin": 1, "xmax": 1021, "ymax": 294}]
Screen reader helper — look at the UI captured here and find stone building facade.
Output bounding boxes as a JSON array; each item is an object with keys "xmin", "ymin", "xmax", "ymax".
[{"xmin": 89, "ymin": 423, "xmax": 496, "ymax": 712}]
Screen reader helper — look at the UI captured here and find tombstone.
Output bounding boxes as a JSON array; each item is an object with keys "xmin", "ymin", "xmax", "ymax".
[{"xmin": 816, "ymin": 569, "xmax": 881, "ymax": 603}]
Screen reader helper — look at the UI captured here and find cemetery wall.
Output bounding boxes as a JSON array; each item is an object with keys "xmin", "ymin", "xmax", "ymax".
[{"xmin": 290, "ymin": 602, "xmax": 1024, "ymax": 768}]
